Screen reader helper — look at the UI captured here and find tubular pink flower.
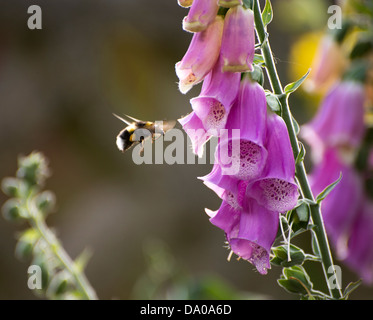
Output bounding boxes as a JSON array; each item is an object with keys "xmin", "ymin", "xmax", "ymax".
[
  {"xmin": 199, "ymin": 163, "xmax": 248, "ymax": 210},
  {"xmin": 218, "ymin": 0, "xmax": 243, "ymax": 8},
  {"xmin": 305, "ymin": 35, "xmax": 346, "ymax": 93},
  {"xmin": 216, "ymin": 78, "xmax": 268, "ymax": 179},
  {"xmin": 309, "ymin": 148, "xmax": 363, "ymax": 256},
  {"xmin": 182, "ymin": 0, "xmax": 219, "ymax": 33},
  {"xmin": 206, "ymin": 198, "xmax": 279, "ymax": 275},
  {"xmin": 191, "ymin": 57, "xmax": 241, "ymax": 132},
  {"xmin": 345, "ymin": 200, "xmax": 373, "ymax": 284},
  {"xmin": 247, "ymin": 113, "xmax": 299, "ymax": 213},
  {"xmin": 178, "ymin": 111, "xmax": 211, "ymax": 157},
  {"xmin": 176, "ymin": 16, "xmax": 224, "ymax": 94},
  {"xmin": 301, "ymin": 81, "xmax": 366, "ymax": 163},
  {"xmin": 220, "ymin": 6, "xmax": 255, "ymax": 73}
]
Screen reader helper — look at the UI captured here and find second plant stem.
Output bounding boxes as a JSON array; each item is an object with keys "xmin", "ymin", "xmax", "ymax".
[{"xmin": 253, "ymin": 0, "xmax": 343, "ymax": 299}]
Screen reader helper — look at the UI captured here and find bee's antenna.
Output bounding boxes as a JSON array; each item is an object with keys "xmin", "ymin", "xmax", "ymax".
[{"xmin": 113, "ymin": 113, "xmax": 132, "ymax": 125}]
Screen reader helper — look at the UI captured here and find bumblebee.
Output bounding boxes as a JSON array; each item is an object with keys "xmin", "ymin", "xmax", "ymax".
[{"xmin": 113, "ymin": 113, "xmax": 176, "ymax": 152}]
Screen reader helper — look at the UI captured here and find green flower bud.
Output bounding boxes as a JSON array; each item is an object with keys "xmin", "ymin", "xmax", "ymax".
[
  {"xmin": 34, "ymin": 191, "xmax": 56, "ymax": 216},
  {"xmin": 15, "ymin": 229, "xmax": 40, "ymax": 261},
  {"xmin": 2, "ymin": 199, "xmax": 27, "ymax": 221},
  {"xmin": 46, "ymin": 271, "xmax": 72, "ymax": 298},
  {"xmin": 1, "ymin": 177, "xmax": 22, "ymax": 197},
  {"xmin": 16, "ymin": 152, "xmax": 50, "ymax": 187}
]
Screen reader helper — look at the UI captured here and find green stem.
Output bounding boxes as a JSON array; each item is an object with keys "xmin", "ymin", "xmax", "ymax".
[
  {"xmin": 253, "ymin": 0, "xmax": 342, "ymax": 299},
  {"xmin": 27, "ymin": 199, "xmax": 98, "ymax": 300}
]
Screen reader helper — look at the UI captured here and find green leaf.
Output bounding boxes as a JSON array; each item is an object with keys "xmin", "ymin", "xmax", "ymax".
[
  {"xmin": 262, "ymin": 0, "xmax": 273, "ymax": 27},
  {"xmin": 316, "ymin": 172, "xmax": 343, "ymax": 204},
  {"xmin": 295, "ymin": 142, "xmax": 306, "ymax": 165},
  {"xmin": 279, "ymin": 266, "xmax": 313, "ymax": 296},
  {"xmin": 343, "ymin": 279, "xmax": 362, "ymax": 300},
  {"xmin": 271, "ymin": 244, "xmax": 306, "ymax": 267},
  {"xmin": 292, "ymin": 117, "xmax": 300, "ymax": 135},
  {"xmin": 250, "ymin": 64, "xmax": 264, "ymax": 86},
  {"xmin": 284, "ymin": 69, "xmax": 310, "ymax": 95},
  {"xmin": 74, "ymin": 248, "xmax": 93, "ymax": 273},
  {"xmin": 350, "ymin": 40, "xmax": 373, "ymax": 60},
  {"xmin": 265, "ymin": 91, "xmax": 281, "ymax": 114},
  {"xmin": 253, "ymin": 53, "xmax": 265, "ymax": 66},
  {"xmin": 286, "ymin": 201, "xmax": 310, "ymax": 237}
]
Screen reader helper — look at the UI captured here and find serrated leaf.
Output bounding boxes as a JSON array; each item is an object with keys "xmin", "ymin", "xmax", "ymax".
[
  {"xmin": 266, "ymin": 92, "xmax": 281, "ymax": 114},
  {"xmin": 284, "ymin": 69, "xmax": 310, "ymax": 95},
  {"xmin": 262, "ymin": 0, "xmax": 273, "ymax": 27},
  {"xmin": 316, "ymin": 172, "xmax": 343, "ymax": 204},
  {"xmin": 343, "ymin": 279, "xmax": 362, "ymax": 299}
]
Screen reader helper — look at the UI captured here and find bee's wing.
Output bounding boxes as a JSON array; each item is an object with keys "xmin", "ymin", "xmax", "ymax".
[
  {"xmin": 124, "ymin": 114, "xmax": 145, "ymax": 123},
  {"xmin": 161, "ymin": 120, "xmax": 177, "ymax": 133},
  {"xmin": 113, "ymin": 113, "xmax": 132, "ymax": 126}
]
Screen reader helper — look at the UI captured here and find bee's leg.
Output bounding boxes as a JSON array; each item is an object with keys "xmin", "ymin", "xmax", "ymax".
[
  {"xmin": 152, "ymin": 132, "xmax": 163, "ymax": 143},
  {"xmin": 139, "ymin": 137, "xmax": 145, "ymax": 156}
]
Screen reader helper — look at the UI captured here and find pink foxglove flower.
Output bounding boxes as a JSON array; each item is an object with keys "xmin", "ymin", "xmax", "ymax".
[
  {"xmin": 220, "ymin": 5, "xmax": 255, "ymax": 72},
  {"xmin": 191, "ymin": 57, "xmax": 241, "ymax": 132},
  {"xmin": 216, "ymin": 78, "xmax": 268, "ymax": 179},
  {"xmin": 309, "ymin": 148, "xmax": 363, "ymax": 256},
  {"xmin": 218, "ymin": 0, "xmax": 243, "ymax": 8},
  {"xmin": 200, "ymin": 163, "xmax": 249, "ymax": 210},
  {"xmin": 178, "ymin": 111, "xmax": 211, "ymax": 157},
  {"xmin": 176, "ymin": 16, "xmax": 224, "ymax": 94},
  {"xmin": 301, "ymin": 81, "xmax": 366, "ymax": 163},
  {"xmin": 247, "ymin": 113, "xmax": 299, "ymax": 213},
  {"xmin": 182, "ymin": 0, "xmax": 219, "ymax": 33},
  {"xmin": 345, "ymin": 200, "xmax": 373, "ymax": 284},
  {"xmin": 305, "ymin": 35, "xmax": 346, "ymax": 93},
  {"xmin": 206, "ymin": 198, "xmax": 279, "ymax": 275}
]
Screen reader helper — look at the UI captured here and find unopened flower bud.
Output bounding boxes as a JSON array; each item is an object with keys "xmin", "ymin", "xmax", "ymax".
[
  {"xmin": 182, "ymin": 0, "xmax": 219, "ymax": 33},
  {"xmin": 220, "ymin": 6, "xmax": 255, "ymax": 73}
]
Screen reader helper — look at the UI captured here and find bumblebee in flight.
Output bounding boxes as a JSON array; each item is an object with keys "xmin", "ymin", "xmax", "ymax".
[{"xmin": 113, "ymin": 113, "xmax": 176, "ymax": 152}]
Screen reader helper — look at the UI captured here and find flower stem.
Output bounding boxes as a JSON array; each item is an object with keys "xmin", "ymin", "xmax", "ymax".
[
  {"xmin": 27, "ymin": 198, "xmax": 98, "ymax": 300},
  {"xmin": 253, "ymin": 0, "xmax": 342, "ymax": 299}
]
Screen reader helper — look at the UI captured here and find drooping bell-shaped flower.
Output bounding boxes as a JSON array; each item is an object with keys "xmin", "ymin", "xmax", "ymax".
[
  {"xmin": 176, "ymin": 16, "xmax": 224, "ymax": 94},
  {"xmin": 178, "ymin": 111, "xmax": 211, "ymax": 157},
  {"xmin": 218, "ymin": 0, "xmax": 243, "ymax": 8},
  {"xmin": 305, "ymin": 35, "xmax": 346, "ymax": 93},
  {"xmin": 178, "ymin": 0, "xmax": 193, "ymax": 8},
  {"xmin": 206, "ymin": 198, "xmax": 279, "ymax": 275},
  {"xmin": 309, "ymin": 148, "xmax": 363, "ymax": 256},
  {"xmin": 229, "ymin": 198, "xmax": 279, "ymax": 275},
  {"xmin": 200, "ymin": 162, "xmax": 249, "ymax": 210},
  {"xmin": 182, "ymin": 0, "xmax": 219, "ymax": 33},
  {"xmin": 345, "ymin": 200, "xmax": 373, "ymax": 284},
  {"xmin": 220, "ymin": 5, "xmax": 255, "ymax": 73},
  {"xmin": 216, "ymin": 77, "xmax": 268, "ymax": 179},
  {"xmin": 247, "ymin": 113, "xmax": 299, "ymax": 213},
  {"xmin": 191, "ymin": 57, "xmax": 241, "ymax": 132},
  {"xmin": 301, "ymin": 81, "xmax": 366, "ymax": 163}
]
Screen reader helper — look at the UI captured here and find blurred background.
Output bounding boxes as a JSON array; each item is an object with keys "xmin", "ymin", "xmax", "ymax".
[{"xmin": 0, "ymin": 0, "xmax": 372, "ymax": 300}]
